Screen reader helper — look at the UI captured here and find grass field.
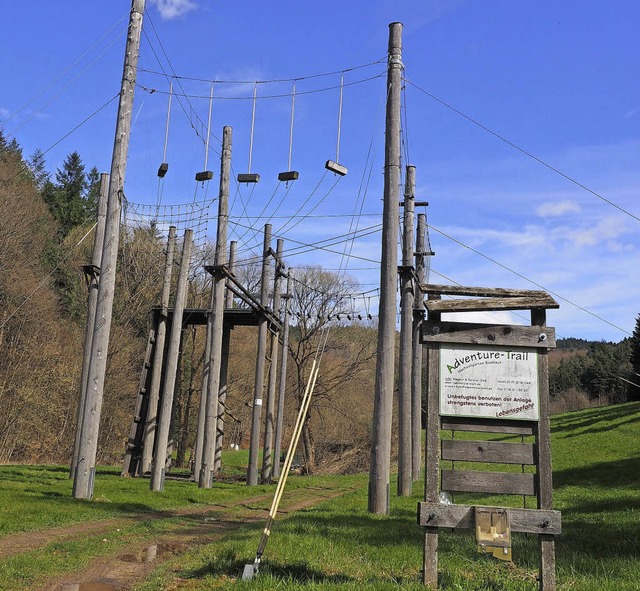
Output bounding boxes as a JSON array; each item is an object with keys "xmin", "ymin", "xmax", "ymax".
[{"xmin": 1, "ymin": 402, "xmax": 639, "ymax": 590}]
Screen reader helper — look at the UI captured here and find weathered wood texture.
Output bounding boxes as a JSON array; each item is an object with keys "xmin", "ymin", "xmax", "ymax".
[
  {"xmin": 419, "ymin": 284, "xmax": 557, "ymax": 300},
  {"xmin": 441, "ymin": 470, "xmax": 536, "ymax": 496},
  {"xmin": 441, "ymin": 417, "xmax": 534, "ymax": 435},
  {"xmin": 423, "ymin": 336, "xmax": 441, "ymax": 587},
  {"xmin": 532, "ymin": 308, "xmax": 557, "ymax": 590},
  {"xmin": 424, "ymin": 296, "xmax": 558, "ymax": 314},
  {"xmin": 441, "ymin": 439, "xmax": 535, "ymax": 464},
  {"xmin": 417, "ymin": 504, "xmax": 561, "ymax": 535},
  {"xmin": 421, "ymin": 321, "xmax": 556, "ymax": 348}
]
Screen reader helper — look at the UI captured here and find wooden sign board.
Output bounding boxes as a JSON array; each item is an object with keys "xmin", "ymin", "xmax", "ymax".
[{"xmin": 439, "ymin": 344, "xmax": 539, "ymax": 421}]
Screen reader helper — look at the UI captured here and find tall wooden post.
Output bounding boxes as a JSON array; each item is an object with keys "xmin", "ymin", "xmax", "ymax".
[
  {"xmin": 199, "ymin": 126, "xmax": 232, "ymax": 488},
  {"xmin": 150, "ymin": 229, "xmax": 193, "ymax": 491},
  {"xmin": 247, "ymin": 224, "xmax": 272, "ymax": 485},
  {"xmin": 398, "ymin": 165, "xmax": 415, "ymax": 496},
  {"xmin": 532, "ymin": 308, "xmax": 557, "ymax": 590},
  {"xmin": 72, "ymin": 0, "xmax": 145, "ymax": 500},
  {"xmin": 141, "ymin": 226, "xmax": 177, "ymax": 474},
  {"xmin": 412, "ymin": 213, "xmax": 426, "ymax": 481},
  {"xmin": 70, "ymin": 172, "xmax": 108, "ymax": 479},
  {"xmin": 272, "ymin": 273, "xmax": 292, "ymax": 479},
  {"xmin": 213, "ymin": 240, "xmax": 237, "ymax": 473},
  {"xmin": 369, "ymin": 21, "xmax": 403, "ymax": 514},
  {"xmin": 262, "ymin": 238, "xmax": 284, "ymax": 482}
]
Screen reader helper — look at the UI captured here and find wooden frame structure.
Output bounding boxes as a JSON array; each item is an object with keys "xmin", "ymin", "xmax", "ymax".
[{"xmin": 417, "ymin": 284, "xmax": 561, "ymax": 590}]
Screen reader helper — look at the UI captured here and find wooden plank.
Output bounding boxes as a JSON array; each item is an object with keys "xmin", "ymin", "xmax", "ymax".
[
  {"xmin": 532, "ymin": 309, "xmax": 557, "ymax": 590},
  {"xmin": 441, "ymin": 417, "xmax": 535, "ymax": 435},
  {"xmin": 417, "ymin": 503, "xmax": 561, "ymax": 535},
  {"xmin": 425, "ymin": 296, "xmax": 559, "ymax": 314},
  {"xmin": 421, "ymin": 321, "xmax": 556, "ymax": 348},
  {"xmin": 441, "ymin": 469, "xmax": 536, "ymax": 495},
  {"xmin": 425, "ymin": 344, "xmax": 441, "ymax": 501},
  {"xmin": 419, "ymin": 284, "xmax": 550, "ymax": 298},
  {"xmin": 442, "ymin": 439, "xmax": 535, "ymax": 464}
]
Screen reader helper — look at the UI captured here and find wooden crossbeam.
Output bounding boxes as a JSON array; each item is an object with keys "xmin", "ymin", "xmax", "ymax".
[
  {"xmin": 419, "ymin": 284, "xmax": 553, "ymax": 299},
  {"xmin": 424, "ymin": 295, "xmax": 558, "ymax": 313},
  {"xmin": 417, "ymin": 504, "xmax": 561, "ymax": 535},
  {"xmin": 421, "ymin": 321, "xmax": 556, "ymax": 348}
]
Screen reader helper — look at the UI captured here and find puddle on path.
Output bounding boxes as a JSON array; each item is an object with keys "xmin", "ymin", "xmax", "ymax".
[
  {"xmin": 120, "ymin": 542, "xmax": 188, "ymax": 563},
  {"xmin": 54, "ymin": 542, "xmax": 189, "ymax": 590},
  {"xmin": 57, "ymin": 582, "xmax": 120, "ymax": 591}
]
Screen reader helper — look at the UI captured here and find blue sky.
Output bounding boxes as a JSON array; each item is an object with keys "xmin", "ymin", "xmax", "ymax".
[{"xmin": 1, "ymin": 0, "xmax": 639, "ymax": 341}]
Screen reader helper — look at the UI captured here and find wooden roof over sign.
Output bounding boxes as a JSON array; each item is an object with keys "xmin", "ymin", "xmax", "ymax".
[{"xmin": 418, "ymin": 284, "xmax": 559, "ymax": 314}]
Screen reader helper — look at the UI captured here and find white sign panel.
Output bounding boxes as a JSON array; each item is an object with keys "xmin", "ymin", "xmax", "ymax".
[{"xmin": 439, "ymin": 344, "xmax": 539, "ymax": 421}]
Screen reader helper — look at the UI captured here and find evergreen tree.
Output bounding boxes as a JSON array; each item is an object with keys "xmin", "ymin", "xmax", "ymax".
[
  {"xmin": 630, "ymin": 314, "xmax": 640, "ymax": 400},
  {"xmin": 27, "ymin": 148, "xmax": 50, "ymax": 191},
  {"xmin": 42, "ymin": 151, "xmax": 92, "ymax": 236}
]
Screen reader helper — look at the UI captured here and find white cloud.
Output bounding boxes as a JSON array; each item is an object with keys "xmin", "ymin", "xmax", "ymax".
[
  {"xmin": 536, "ymin": 200, "xmax": 581, "ymax": 218},
  {"xmin": 150, "ymin": 0, "xmax": 197, "ymax": 20}
]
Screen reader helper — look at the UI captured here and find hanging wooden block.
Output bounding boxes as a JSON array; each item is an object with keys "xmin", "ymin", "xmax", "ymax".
[
  {"xmin": 238, "ymin": 173, "xmax": 260, "ymax": 183},
  {"xmin": 195, "ymin": 170, "xmax": 213, "ymax": 182},
  {"xmin": 157, "ymin": 162, "xmax": 169, "ymax": 178},
  {"xmin": 278, "ymin": 171, "xmax": 299, "ymax": 182},
  {"xmin": 325, "ymin": 160, "xmax": 348, "ymax": 176}
]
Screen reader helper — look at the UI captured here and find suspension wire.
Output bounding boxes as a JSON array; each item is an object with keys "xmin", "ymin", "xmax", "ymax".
[
  {"xmin": 162, "ymin": 80, "xmax": 173, "ymax": 164},
  {"xmin": 0, "ymin": 222, "xmax": 98, "ymax": 332},
  {"xmin": 142, "ymin": 9, "xmax": 221, "ymax": 155},
  {"xmin": 6, "ymin": 25, "xmax": 125, "ymax": 139},
  {"xmin": 248, "ymin": 83, "xmax": 258, "ymax": 173},
  {"xmin": 137, "ymin": 73, "xmax": 385, "ymax": 101},
  {"xmin": 287, "ymin": 82, "xmax": 296, "ymax": 172},
  {"xmin": 203, "ymin": 85, "xmax": 214, "ymax": 171},
  {"xmin": 428, "ymin": 223, "xmax": 631, "ymax": 336},
  {"xmin": 404, "ymin": 77, "xmax": 640, "ymax": 225},
  {"xmin": 336, "ymin": 74, "xmax": 344, "ymax": 163},
  {"xmin": 137, "ymin": 57, "xmax": 386, "ymax": 85},
  {"xmin": 4, "ymin": 12, "xmax": 127, "ymax": 127},
  {"xmin": 274, "ymin": 171, "xmax": 330, "ymax": 236}
]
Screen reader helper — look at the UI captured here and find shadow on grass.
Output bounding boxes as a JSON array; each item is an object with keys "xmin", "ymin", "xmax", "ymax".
[
  {"xmin": 554, "ymin": 457, "xmax": 640, "ymax": 488},
  {"xmin": 551, "ymin": 402, "xmax": 640, "ymax": 437},
  {"xmin": 187, "ymin": 548, "xmax": 353, "ymax": 584}
]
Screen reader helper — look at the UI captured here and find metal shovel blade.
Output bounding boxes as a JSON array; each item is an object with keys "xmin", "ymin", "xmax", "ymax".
[{"xmin": 242, "ymin": 563, "xmax": 256, "ymax": 581}]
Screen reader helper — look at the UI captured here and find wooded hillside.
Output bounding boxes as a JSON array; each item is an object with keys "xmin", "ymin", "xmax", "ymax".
[{"xmin": 1, "ymin": 133, "xmax": 638, "ymax": 470}]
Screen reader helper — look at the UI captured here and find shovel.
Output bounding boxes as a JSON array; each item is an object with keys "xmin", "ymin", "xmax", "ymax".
[{"xmin": 242, "ymin": 361, "xmax": 319, "ymax": 580}]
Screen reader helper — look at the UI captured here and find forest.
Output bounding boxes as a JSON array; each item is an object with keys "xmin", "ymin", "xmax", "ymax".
[{"xmin": 1, "ymin": 131, "xmax": 639, "ymax": 470}]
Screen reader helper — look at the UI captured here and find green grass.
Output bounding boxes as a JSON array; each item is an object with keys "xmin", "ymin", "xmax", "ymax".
[{"xmin": 2, "ymin": 403, "xmax": 640, "ymax": 590}]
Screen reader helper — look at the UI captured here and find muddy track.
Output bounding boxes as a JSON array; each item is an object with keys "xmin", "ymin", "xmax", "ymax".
[{"xmin": 3, "ymin": 485, "xmax": 354, "ymax": 591}]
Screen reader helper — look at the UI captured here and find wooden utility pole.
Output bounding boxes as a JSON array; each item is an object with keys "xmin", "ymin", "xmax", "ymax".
[
  {"xmin": 199, "ymin": 126, "xmax": 232, "ymax": 489},
  {"xmin": 70, "ymin": 172, "xmax": 108, "ymax": 479},
  {"xmin": 369, "ymin": 21, "xmax": 403, "ymax": 514},
  {"xmin": 262, "ymin": 238, "xmax": 284, "ymax": 482},
  {"xmin": 272, "ymin": 273, "xmax": 292, "ymax": 479},
  {"xmin": 72, "ymin": 0, "xmax": 145, "ymax": 500},
  {"xmin": 412, "ymin": 213, "xmax": 427, "ymax": 481},
  {"xmin": 398, "ymin": 165, "xmax": 415, "ymax": 496},
  {"xmin": 247, "ymin": 224, "xmax": 272, "ymax": 485},
  {"xmin": 141, "ymin": 226, "xmax": 177, "ymax": 475},
  {"xmin": 214, "ymin": 239, "xmax": 237, "ymax": 473},
  {"xmin": 150, "ymin": 229, "xmax": 193, "ymax": 491}
]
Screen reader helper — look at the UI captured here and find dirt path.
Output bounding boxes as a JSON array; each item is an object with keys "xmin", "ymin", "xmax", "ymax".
[
  {"xmin": 0, "ymin": 493, "xmax": 272, "ymax": 561},
  {"xmin": 3, "ymin": 485, "xmax": 353, "ymax": 591}
]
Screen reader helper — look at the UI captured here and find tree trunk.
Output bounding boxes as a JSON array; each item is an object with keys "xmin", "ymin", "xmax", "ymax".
[{"xmin": 301, "ymin": 414, "xmax": 315, "ymax": 474}]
